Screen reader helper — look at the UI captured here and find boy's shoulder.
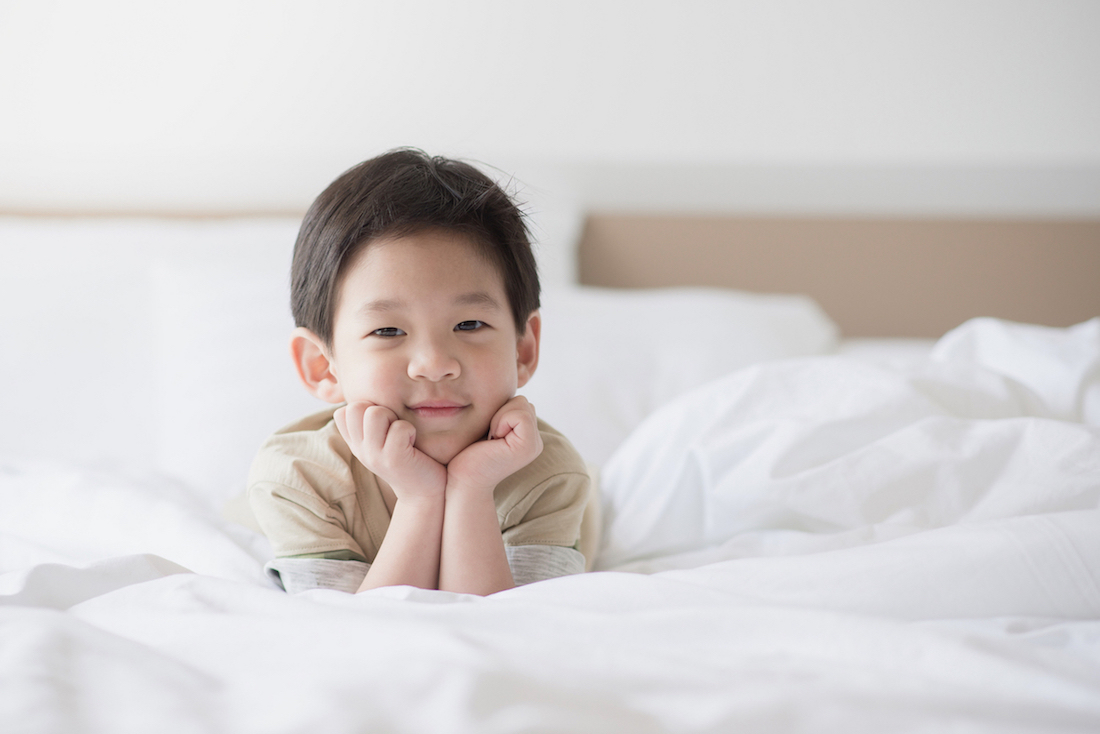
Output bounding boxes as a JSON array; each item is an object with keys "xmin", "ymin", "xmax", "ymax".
[
  {"xmin": 269, "ymin": 405, "xmax": 342, "ymax": 436},
  {"xmin": 248, "ymin": 405, "xmax": 361, "ymax": 502},
  {"xmin": 530, "ymin": 418, "xmax": 588, "ymax": 478}
]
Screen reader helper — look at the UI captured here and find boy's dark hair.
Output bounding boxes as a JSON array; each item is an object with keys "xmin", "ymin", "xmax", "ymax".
[{"xmin": 291, "ymin": 148, "xmax": 539, "ymax": 347}]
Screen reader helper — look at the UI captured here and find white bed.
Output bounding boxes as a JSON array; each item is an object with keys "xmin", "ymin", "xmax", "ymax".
[{"xmin": 2, "ymin": 215, "xmax": 1099, "ymax": 733}]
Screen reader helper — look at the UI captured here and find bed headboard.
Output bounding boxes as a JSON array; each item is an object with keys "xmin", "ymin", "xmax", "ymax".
[{"xmin": 577, "ymin": 215, "xmax": 1100, "ymax": 338}]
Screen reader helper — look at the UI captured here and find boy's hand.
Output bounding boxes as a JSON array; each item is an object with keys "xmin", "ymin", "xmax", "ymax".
[
  {"xmin": 334, "ymin": 402, "xmax": 446, "ymax": 505},
  {"xmin": 446, "ymin": 396, "xmax": 543, "ymax": 493}
]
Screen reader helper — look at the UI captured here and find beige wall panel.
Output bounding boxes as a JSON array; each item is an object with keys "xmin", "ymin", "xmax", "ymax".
[{"xmin": 579, "ymin": 215, "xmax": 1100, "ymax": 338}]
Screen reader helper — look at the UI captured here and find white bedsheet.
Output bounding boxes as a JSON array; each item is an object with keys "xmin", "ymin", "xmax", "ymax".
[{"xmin": 2, "ymin": 317, "xmax": 1099, "ymax": 733}]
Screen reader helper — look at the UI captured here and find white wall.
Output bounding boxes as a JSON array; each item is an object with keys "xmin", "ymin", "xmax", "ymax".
[
  {"xmin": 2, "ymin": 0, "xmax": 1099, "ymax": 281},
  {"xmin": 4, "ymin": 0, "xmax": 1098, "ymax": 194},
  {"xmin": 2, "ymin": 1, "xmax": 1098, "ymax": 472}
]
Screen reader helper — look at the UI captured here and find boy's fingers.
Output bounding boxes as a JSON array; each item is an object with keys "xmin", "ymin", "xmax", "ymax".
[
  {"xmin": 361, "ymin": 405, "xmax": 397, "ymax": 452},
  {"xmin": 488, "ymin": 396, "xmax": 534, "ymax": 440},
  {"xmin": 489, "ymin": 411, "xmax": 540, "ymax": 463},
  {"xmin": 488, "ymin": 413, "xmax": 508, "ymax": 441},
  {"xmin": 382, "ymin": 419, "xmax": 417, "ymax": 456},
  {"xmin": 335, "ymin": 404, "xmax": 366, "ymax": 447},
  {"xmin": 337, "ymin": 404, "xmax": 359, "ymax": 446}
]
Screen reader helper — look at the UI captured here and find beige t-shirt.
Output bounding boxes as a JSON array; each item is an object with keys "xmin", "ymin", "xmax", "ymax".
[{"xmin": 248, "ymin": 406, "xmax": 591, "ymax": 569}]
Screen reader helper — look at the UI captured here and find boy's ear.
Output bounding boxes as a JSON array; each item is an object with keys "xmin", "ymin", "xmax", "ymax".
[
  {"xmin": 516, "ymin": 311, "xmax": 541, "ymax": 389},
  {"xmin": 289, "ymin": 327, "xmax": 345, "ymax": 404}
]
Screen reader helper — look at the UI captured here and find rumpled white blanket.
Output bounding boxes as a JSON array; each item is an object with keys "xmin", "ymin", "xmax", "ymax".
[{"xmin": 2, "ymin": 318, "xmax": 1099, "ymax": 733}]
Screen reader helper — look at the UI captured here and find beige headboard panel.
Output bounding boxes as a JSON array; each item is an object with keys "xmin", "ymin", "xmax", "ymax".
[{"xmin": 578, "ymin": 215, "xmax": 1100, "ymax": 338}]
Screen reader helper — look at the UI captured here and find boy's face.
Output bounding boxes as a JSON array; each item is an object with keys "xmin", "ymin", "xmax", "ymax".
[{"xmin": 325, "ymin": 228, "xmax": 538, "ymax": 465}]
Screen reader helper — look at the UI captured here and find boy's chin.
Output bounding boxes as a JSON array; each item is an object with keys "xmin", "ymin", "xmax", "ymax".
[{"xmin": 416, "ymin": 434, "xmax": 474, "ymax": 466}]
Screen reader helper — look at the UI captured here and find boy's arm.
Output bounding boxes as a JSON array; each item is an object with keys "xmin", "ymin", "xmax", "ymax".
[
  {"xmin": 437, "ymin": 484, "xmax": 514, "ymax": 595},
  {"xmin": 357, "ymin": 495, "xmax": 443, "ymax": 591},
  {"xmin": 334, "ymin": 403, "xmax": 448, "ymax": 592},
  {"xmin": 439, "ymin": 396, "xmax": 543, "ymax": 595}
]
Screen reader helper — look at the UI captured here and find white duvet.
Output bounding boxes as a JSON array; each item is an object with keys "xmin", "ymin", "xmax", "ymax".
[{"xmin": 2, "ymin": 317, "xmax": 1099, "ymax": 734}]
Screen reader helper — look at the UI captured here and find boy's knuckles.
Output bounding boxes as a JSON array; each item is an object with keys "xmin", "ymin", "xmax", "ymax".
[{"xmin": 386, "ymin": 421, "xmax": 416, "ymax": 447}]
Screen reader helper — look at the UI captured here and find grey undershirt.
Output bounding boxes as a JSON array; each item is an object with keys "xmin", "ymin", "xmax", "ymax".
[{"xmin": 266, "ymin": 545, "xmax": 586, "ymax": 594}]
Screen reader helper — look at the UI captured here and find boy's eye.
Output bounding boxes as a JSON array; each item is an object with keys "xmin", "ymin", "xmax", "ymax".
[
  {"xmin": 455, "ymin": 320, "xmax": 485, "ymax": 332},
  {"xmin": 371, "ymin": 327, "xmax": 405, "ymax": 337}
]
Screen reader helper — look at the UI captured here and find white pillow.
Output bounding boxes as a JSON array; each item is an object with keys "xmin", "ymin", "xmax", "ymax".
[
  {"xmin": 519, "ymin": 287, "xmax": 838, "ymax": 465},
  {"xmin": 0, "ymin": 216, "xmax": 301, "ymax": 474},
  {"xmin": 152, "ymin": 264, "xmax": 329, "ymax": 506}
]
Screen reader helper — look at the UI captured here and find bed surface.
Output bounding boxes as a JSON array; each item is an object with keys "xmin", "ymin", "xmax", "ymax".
[
  {"xmin": 3, "ymin": 315, "xmax": 1099, "ymax": 733},
  {"xmin": 2, "ymin": 214, "xmax": 1099, "ymax": 733}
]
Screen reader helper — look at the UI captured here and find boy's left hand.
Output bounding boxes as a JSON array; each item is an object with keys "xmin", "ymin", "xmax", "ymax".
[{"xmin": 446, "ymin": 396, "xmax": 543, "ymax": 493}]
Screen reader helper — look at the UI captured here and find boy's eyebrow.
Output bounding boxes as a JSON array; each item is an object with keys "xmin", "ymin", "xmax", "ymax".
[
  {"xmin": 454, "ymin": 291, "xmax": 503, "ymax": 308},
  {"xmin": 356, "ymin": 292, "xmax": 502, "ymax": 315},
  {"xmin": 358, "ymin": 298, "xmax": 404, "ymax": 314}
]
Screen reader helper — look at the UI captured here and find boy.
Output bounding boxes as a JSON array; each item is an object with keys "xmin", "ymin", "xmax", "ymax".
[{"xmin": 248, "ymin": 149, "xmax": 591, "ymax": 596}]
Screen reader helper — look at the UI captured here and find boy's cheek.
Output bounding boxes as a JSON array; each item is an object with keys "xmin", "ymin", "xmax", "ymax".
[{"xmin": 342, "ymin": 372, "xmax": 399, "ymax": 411}]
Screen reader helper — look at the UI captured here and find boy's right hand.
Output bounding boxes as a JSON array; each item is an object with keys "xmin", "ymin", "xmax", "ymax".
[{"xmin": 334, "ymin": 403, "xmax": 447, "ymax": 505}]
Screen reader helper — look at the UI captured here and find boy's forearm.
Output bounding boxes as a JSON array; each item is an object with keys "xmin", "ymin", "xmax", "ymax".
[
  {"xmin": 438, "ymin": 484, "xmax": 515, "ymax": 595},
  {"xmin": 357, "ymin": 498, "xmax": 444, "ymax": 592}
]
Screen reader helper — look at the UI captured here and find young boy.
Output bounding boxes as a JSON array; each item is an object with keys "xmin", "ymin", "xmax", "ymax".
[{"xmin": 248, "ymin": 149, "xmax": 591, "ymax": 596}]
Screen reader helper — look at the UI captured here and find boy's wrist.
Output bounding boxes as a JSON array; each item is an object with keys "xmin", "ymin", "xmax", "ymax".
[
  {"xmin": 444, "ymin": 478, "xmax": 497, "ymax": 500},
  {"xmin": 394, "ymin": 493, "xmax": 446, "ymax": 516}
]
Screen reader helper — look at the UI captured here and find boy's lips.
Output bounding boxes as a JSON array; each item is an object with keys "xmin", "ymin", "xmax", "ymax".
[{"xmin": 408, "ymin": 401, "xmax": 468, "ymax": 419}]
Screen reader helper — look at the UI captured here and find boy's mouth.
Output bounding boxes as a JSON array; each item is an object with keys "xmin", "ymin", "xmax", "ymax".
[{"xmin": 408, "ymin": 401, "xmax": 468, "ymax": 419}]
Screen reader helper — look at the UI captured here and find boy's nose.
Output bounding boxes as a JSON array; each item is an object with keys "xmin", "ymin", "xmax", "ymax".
[{"xmin": 408, "ymin": 338, "xmax": 460, "ymax": 382}]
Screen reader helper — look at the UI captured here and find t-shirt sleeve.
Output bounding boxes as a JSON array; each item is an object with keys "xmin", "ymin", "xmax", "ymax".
[
  {"xmin": 249, "ymin": 480, "xmax": 368, "ymax": 560},
  {"xmin": 498, "ymin": 469, "xmax": 590, "ymax": 584},
  {"xmin": 500, "ymin": 470, "xmax": 590, "ymax": 550}
]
